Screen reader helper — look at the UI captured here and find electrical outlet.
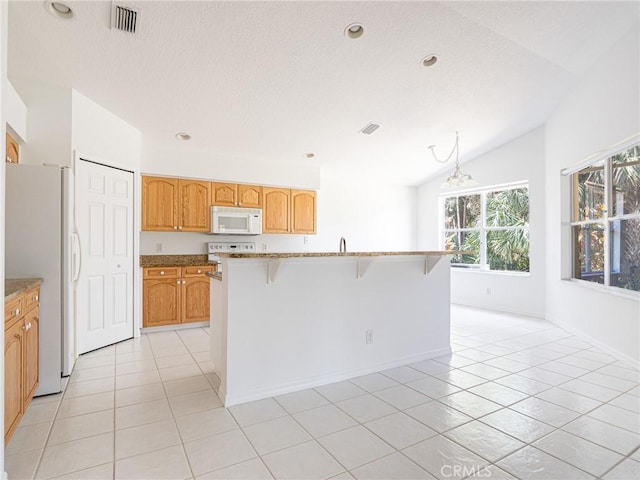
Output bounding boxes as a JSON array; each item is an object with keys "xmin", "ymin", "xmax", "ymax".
[
  {"xmin": 261, "ymin": 243, "xmax": 267, "ymax": 251},
  {"xmin": 303, "ymin": 236, "xmax": 309, "ymax": 244},
  {"xmin": 365, "ymin": 329, "xmax": 374, "ymax": 344},
  {"xmin": 156, "ymin": 243, "xmax": 163, "ymax": 253},
  {"xmin": 486, "ymin": 287, "xmax": 491, "ymax": 295}
]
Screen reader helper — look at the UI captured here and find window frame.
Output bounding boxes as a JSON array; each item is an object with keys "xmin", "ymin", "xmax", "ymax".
[
  {"xmin": 440, "ymin": 182, "xmax": 530, "ymax": 273},
  {"xmin": 569, "ymin": 143, "xmax": 640, "ymax": 292}
]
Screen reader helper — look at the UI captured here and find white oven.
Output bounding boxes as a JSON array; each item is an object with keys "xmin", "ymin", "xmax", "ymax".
[{"xmin": 210, "ymin": 206, "xmax": 262, "ymax": 235}]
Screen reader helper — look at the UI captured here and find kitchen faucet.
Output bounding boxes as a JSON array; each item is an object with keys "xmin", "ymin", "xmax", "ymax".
[{"xmin": 339, "ymin": 237, "xmax": 347, "ymax": 253}]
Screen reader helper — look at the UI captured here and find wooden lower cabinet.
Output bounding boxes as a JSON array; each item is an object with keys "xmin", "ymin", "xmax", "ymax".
[
  {"xmin": 4, "ymin": 286, "xmax": 40, "ymax": 444},
  {"xmin": 4, "ymin": 319, "xmax": 24, "ymax": 443},
  {"xmin": 143, "ymin": 266, "xmax": 213, "ymax": 327},
  {"xmin": 143, "ymin": 278, "xmax": 181, "ymax": 327}
]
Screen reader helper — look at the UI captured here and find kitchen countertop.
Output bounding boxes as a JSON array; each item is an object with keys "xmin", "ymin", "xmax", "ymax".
[
  {"xmin": 215, "ymin": 251, "xmax": 456, "ymax": 259},
  {"xmin": 5, "ymin": 278, "xmax": 43, "ymax": 302},
  {"xmin": 140, "ymin": 254, "xmax": 212, "ymax": 267}
]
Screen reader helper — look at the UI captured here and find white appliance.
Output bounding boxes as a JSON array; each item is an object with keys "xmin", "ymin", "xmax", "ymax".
[
  {"xmin": 5, "ymin": 164, "xmax": 76, "ymax": 396},
  {"xmin": 208, "ymin": 241, "xmax": 257, "ymax": 272},
  {"xmin": 210, "ymin": 206, "xmax": 262, "ymax": 235}
]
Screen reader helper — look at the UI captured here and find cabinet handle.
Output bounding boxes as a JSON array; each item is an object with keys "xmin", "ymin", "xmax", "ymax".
[
  {"xmin": 22, "ymin": 324, "xmax": 27, "ymax": 330},
  {"xmin": 33, "ymin": 295, "xmax": 38, "ymax": 301},
  {"xmin": 177, "ymin": 280, "xmax": 181, "ymax": 284},
  {"xmin": 12, "ymin": 308, "xmax": 20, "ymax": 316},
  {"xmin": 197, "ymin": 269, "xmax": 201, "ymax": 274},
  {"xmin": 182, "ymin": 280, "xmax": 186, "ymax": 284},
  {"xmin": 174, "ymin": 226, "xmax": 178, "ymax": 230},
  {"xmin": 178, "ymin": 226, "xmax": 183, "ymax": 230},
  {"xmin": 27, "ymin": 322, "xmax": 31, "ymax": 330},
  {"xmin": 160, "ymin": 271, "xmax": 165, "ymax": 275}
]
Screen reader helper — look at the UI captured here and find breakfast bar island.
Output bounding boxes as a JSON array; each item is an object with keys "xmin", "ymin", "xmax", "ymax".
[{"xmin": 209, "ymin": 251, "xmax": 453, "ymax": 406}]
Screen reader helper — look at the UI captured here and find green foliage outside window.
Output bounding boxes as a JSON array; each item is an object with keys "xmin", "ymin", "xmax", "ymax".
[{"xmin": 442, "ymin": 186, "xmax": 530, "ymax": 272}]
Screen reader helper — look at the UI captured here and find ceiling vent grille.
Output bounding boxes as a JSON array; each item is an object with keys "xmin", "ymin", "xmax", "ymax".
[
  {"xmin": 112, "ymin": 3, "xmax": 138, "ymax": 34},
  {"xmin": 360, "ymin": 122, "xmax": 380, "ymax": 135}
]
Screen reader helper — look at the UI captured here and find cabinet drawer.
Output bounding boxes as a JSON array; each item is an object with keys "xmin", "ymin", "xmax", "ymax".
[
  {"xmin": 183, "ymin": 265, "xmax": 214, "ymax": 276},
  {"xmin": 143, "ymin": 267, "xmax": 181, "ymax": 278},
  {"xmin": 5, "ymin": 297, "xmax": 23, "ymax": 326},
  {"xmin": 23, "ymin": 288, "xmax": 40, "ymax": 311}
]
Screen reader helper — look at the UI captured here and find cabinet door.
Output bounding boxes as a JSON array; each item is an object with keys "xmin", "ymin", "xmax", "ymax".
[
  {"xmin": 238, "ymin": 185, "xmax": 262, "ymax": 208},
  {"xmin": 263, "ymin": 188, "xmax": 290, "ymax": 233},
  {"xmin": 5, "ymin": 320, "xmax": 24, "ymax": 443},
  {"xmin": 6, "ymin": 132, "xmax": 19, "ymax": 164},
  {"xmin": 23, "ymin": 306, "xmax": 39, "ymax": 404},
  {"xmin": 143, "ymin": 279, "xmax": 181, "ymax": 327},
  {"xmin": 142, "ymin": 177, "xmax": 179, "ymax": 231},
  {"xmin": 291, "ymin": 190, "xmax": 317, "ymax": 234},
  {"xmin": 179, "ymin": 180, "xmax": 210, "ymax": 232},
  {"xmin": 212, "ymin": 182, "xmax": 238, "ymax": 206},
  {"xmin": 182, "ymin": 277, "xmax": 210, "ymax": 323}
]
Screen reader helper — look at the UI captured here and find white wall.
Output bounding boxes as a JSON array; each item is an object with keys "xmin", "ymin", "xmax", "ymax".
[
  {"xmin": 6, "ymin": 80, "xmax": 26, "ymax": 141},
  {"xmin": 140, "ymin": 154, "xmax": 417, "ymax": 254},
  {"xmin": 1, "ymin": 0, "xmax": 8, "ymax": 473},
  {"xmin": 10, "ymin": 79, "xmax": 71, "ymax": 167},
  {"xmin": 545, "ymin": 25, "xmax": 640, "ymax": 365},
  {"xmin": 71, "ymin": 90, "xmax": 141, "ymax": 172},
  {"xmin": 142, "ymin": 138, "xmax": 320, "ymax": 189},
  {"xmin": 417, "ymin": 127, "xmax": 547, "ymax": 318}
]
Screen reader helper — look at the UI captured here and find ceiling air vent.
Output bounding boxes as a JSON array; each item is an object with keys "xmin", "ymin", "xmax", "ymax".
[
  {"xmin": 112, "ymin": 3, "xmax": 139, "ymax": 34},
  {"xmin": 360, "ymin": 122, "xmax": 380, "ymax": 135}
]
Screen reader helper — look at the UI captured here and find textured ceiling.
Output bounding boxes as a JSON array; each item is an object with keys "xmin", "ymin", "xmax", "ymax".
[{"xmin": 7, "ymin": 1, "xmax": 639, "ymax": 185}]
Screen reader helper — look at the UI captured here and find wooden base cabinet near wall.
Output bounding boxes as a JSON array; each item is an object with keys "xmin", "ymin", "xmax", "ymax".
[
  {"xmin": 5, "ymin": 286, "xmax": 40, "ymax": 444},
  {"xmin": 143, "ymin": 266, "xmax": 213, "ymax": 327}
]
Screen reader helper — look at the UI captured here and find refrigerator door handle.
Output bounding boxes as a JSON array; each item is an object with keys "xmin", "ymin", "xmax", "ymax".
[{"xmin": 72, "ymin": 232, "xmax": 82, "ymax": 283}]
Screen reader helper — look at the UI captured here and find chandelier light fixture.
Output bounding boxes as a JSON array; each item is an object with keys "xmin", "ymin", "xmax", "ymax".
[{"xmin": 428, "ymin": 131, "xmax": 477, "ymax": 189}]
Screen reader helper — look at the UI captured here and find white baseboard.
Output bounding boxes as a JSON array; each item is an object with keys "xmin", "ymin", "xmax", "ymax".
[
  {"xmin": 548, "ymin": 315, "xmax": 639, "ymax": 369},
  {"xmin": 140, "ymin": 321, "xmax": 209, "ymax": 334},
  {"xmin": 452, "ymin": 301, "xmax": 545, "ymax": 321},
  {"xmin": 222, "ymin": 346, "xmax": 452, "ymax": 407}
]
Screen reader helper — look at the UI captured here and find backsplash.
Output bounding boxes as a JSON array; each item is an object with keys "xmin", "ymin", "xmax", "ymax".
[{"xmin": 139, "ymin": 231, "xmax": 320, "ymax": 255}]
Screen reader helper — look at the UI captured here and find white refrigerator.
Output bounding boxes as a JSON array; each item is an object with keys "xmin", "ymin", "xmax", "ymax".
[{"xmin": 5, "ymin": 163, "xmax": 77, "ymax": 396}]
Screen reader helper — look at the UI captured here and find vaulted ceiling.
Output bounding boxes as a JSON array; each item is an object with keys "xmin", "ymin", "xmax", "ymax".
[{"xmin": 7, "ymin": 1, "xmax": 639, "ymax": 184}]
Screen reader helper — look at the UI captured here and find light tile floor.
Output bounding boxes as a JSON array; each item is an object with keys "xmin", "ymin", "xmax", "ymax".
[{"xmin": 5, "ymin": 306, "xmax": 640, "ymax": 479}]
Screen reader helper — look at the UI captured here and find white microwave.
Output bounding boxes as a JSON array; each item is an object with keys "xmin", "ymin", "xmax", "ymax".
[{"xmin": 210, "ymin": 206, "xmax": 262, "ymax": 235}]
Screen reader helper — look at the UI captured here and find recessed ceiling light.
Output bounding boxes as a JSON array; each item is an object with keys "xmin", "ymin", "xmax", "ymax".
[
  {"xmin": 175, "ymin": 133, "xmax": 191, "ymax": 141},
  {"xmin": 45, "ymin": 1, "xmax": 74, "ymax": 19},
  {"xmin": 345, "ymin": 23, "xmax": 364, "ymax": 39},
  {"xmin": 421, "ymin": 54, "xmax": 439, "ymax": 67},
  {"xmin": 304, "ymin": 152, "xmax": 315, "ymax": 159}
]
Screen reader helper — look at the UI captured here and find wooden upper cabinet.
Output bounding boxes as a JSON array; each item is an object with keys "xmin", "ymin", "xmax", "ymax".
[
  {"xmin": 6, "ymin": 132, "xmax": 19, "ymax": 164},
  {"xmin": 212, "ymin": 183, "xmax": 262, "ymax": 208},
  {"xmin": 142, "ymin": 176, "xmax": 179, "ymax": 231},
  {"xmin": 263, "ymin": 188, "xmax": 290, "ymax": 233},
  {"xmin": 291, "ymin": 190, "xmax": 317, "ymax": 234},
  {"xmin": 179, "ymin": 180, "xmax": 210, "ymax": 232},
  {"xmin": 238, "ymin": 185, "xmax": 262, "ymax": 208},
  {"xmin": 211, "ymin": 183, "xmax": 238, "ymax": 207}
]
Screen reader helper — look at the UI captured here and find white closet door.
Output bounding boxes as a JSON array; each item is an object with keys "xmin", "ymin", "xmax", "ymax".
[{"xmin": 76, "ymin": 159, "xmax": 134, "ymax": 354}]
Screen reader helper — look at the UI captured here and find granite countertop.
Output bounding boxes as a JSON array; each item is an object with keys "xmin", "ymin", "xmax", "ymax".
[
  {"xmin": 215, "ymin": 251, "xmax": 456, "ymax": 259},
  {"xmin": 140, "ymin": 254, "xmax": 212, "ymax": 267},
  {"xmin": 5, "ymin": 278, "xmax": 43, "ymax": 302}
]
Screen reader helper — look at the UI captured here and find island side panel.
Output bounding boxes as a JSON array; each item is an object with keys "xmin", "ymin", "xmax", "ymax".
[{"xmin": 223, "ymin": 255, "xmax": 451, "ymax": 406}]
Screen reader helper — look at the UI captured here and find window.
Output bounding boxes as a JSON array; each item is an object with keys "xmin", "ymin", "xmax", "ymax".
[
  {"xmin": 441, "ymin": 184, "xmax": 530, "ymax": 272},
  {"xmin": 570, "ymin": 144, "xmax": 640, "ymax": 292}
]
